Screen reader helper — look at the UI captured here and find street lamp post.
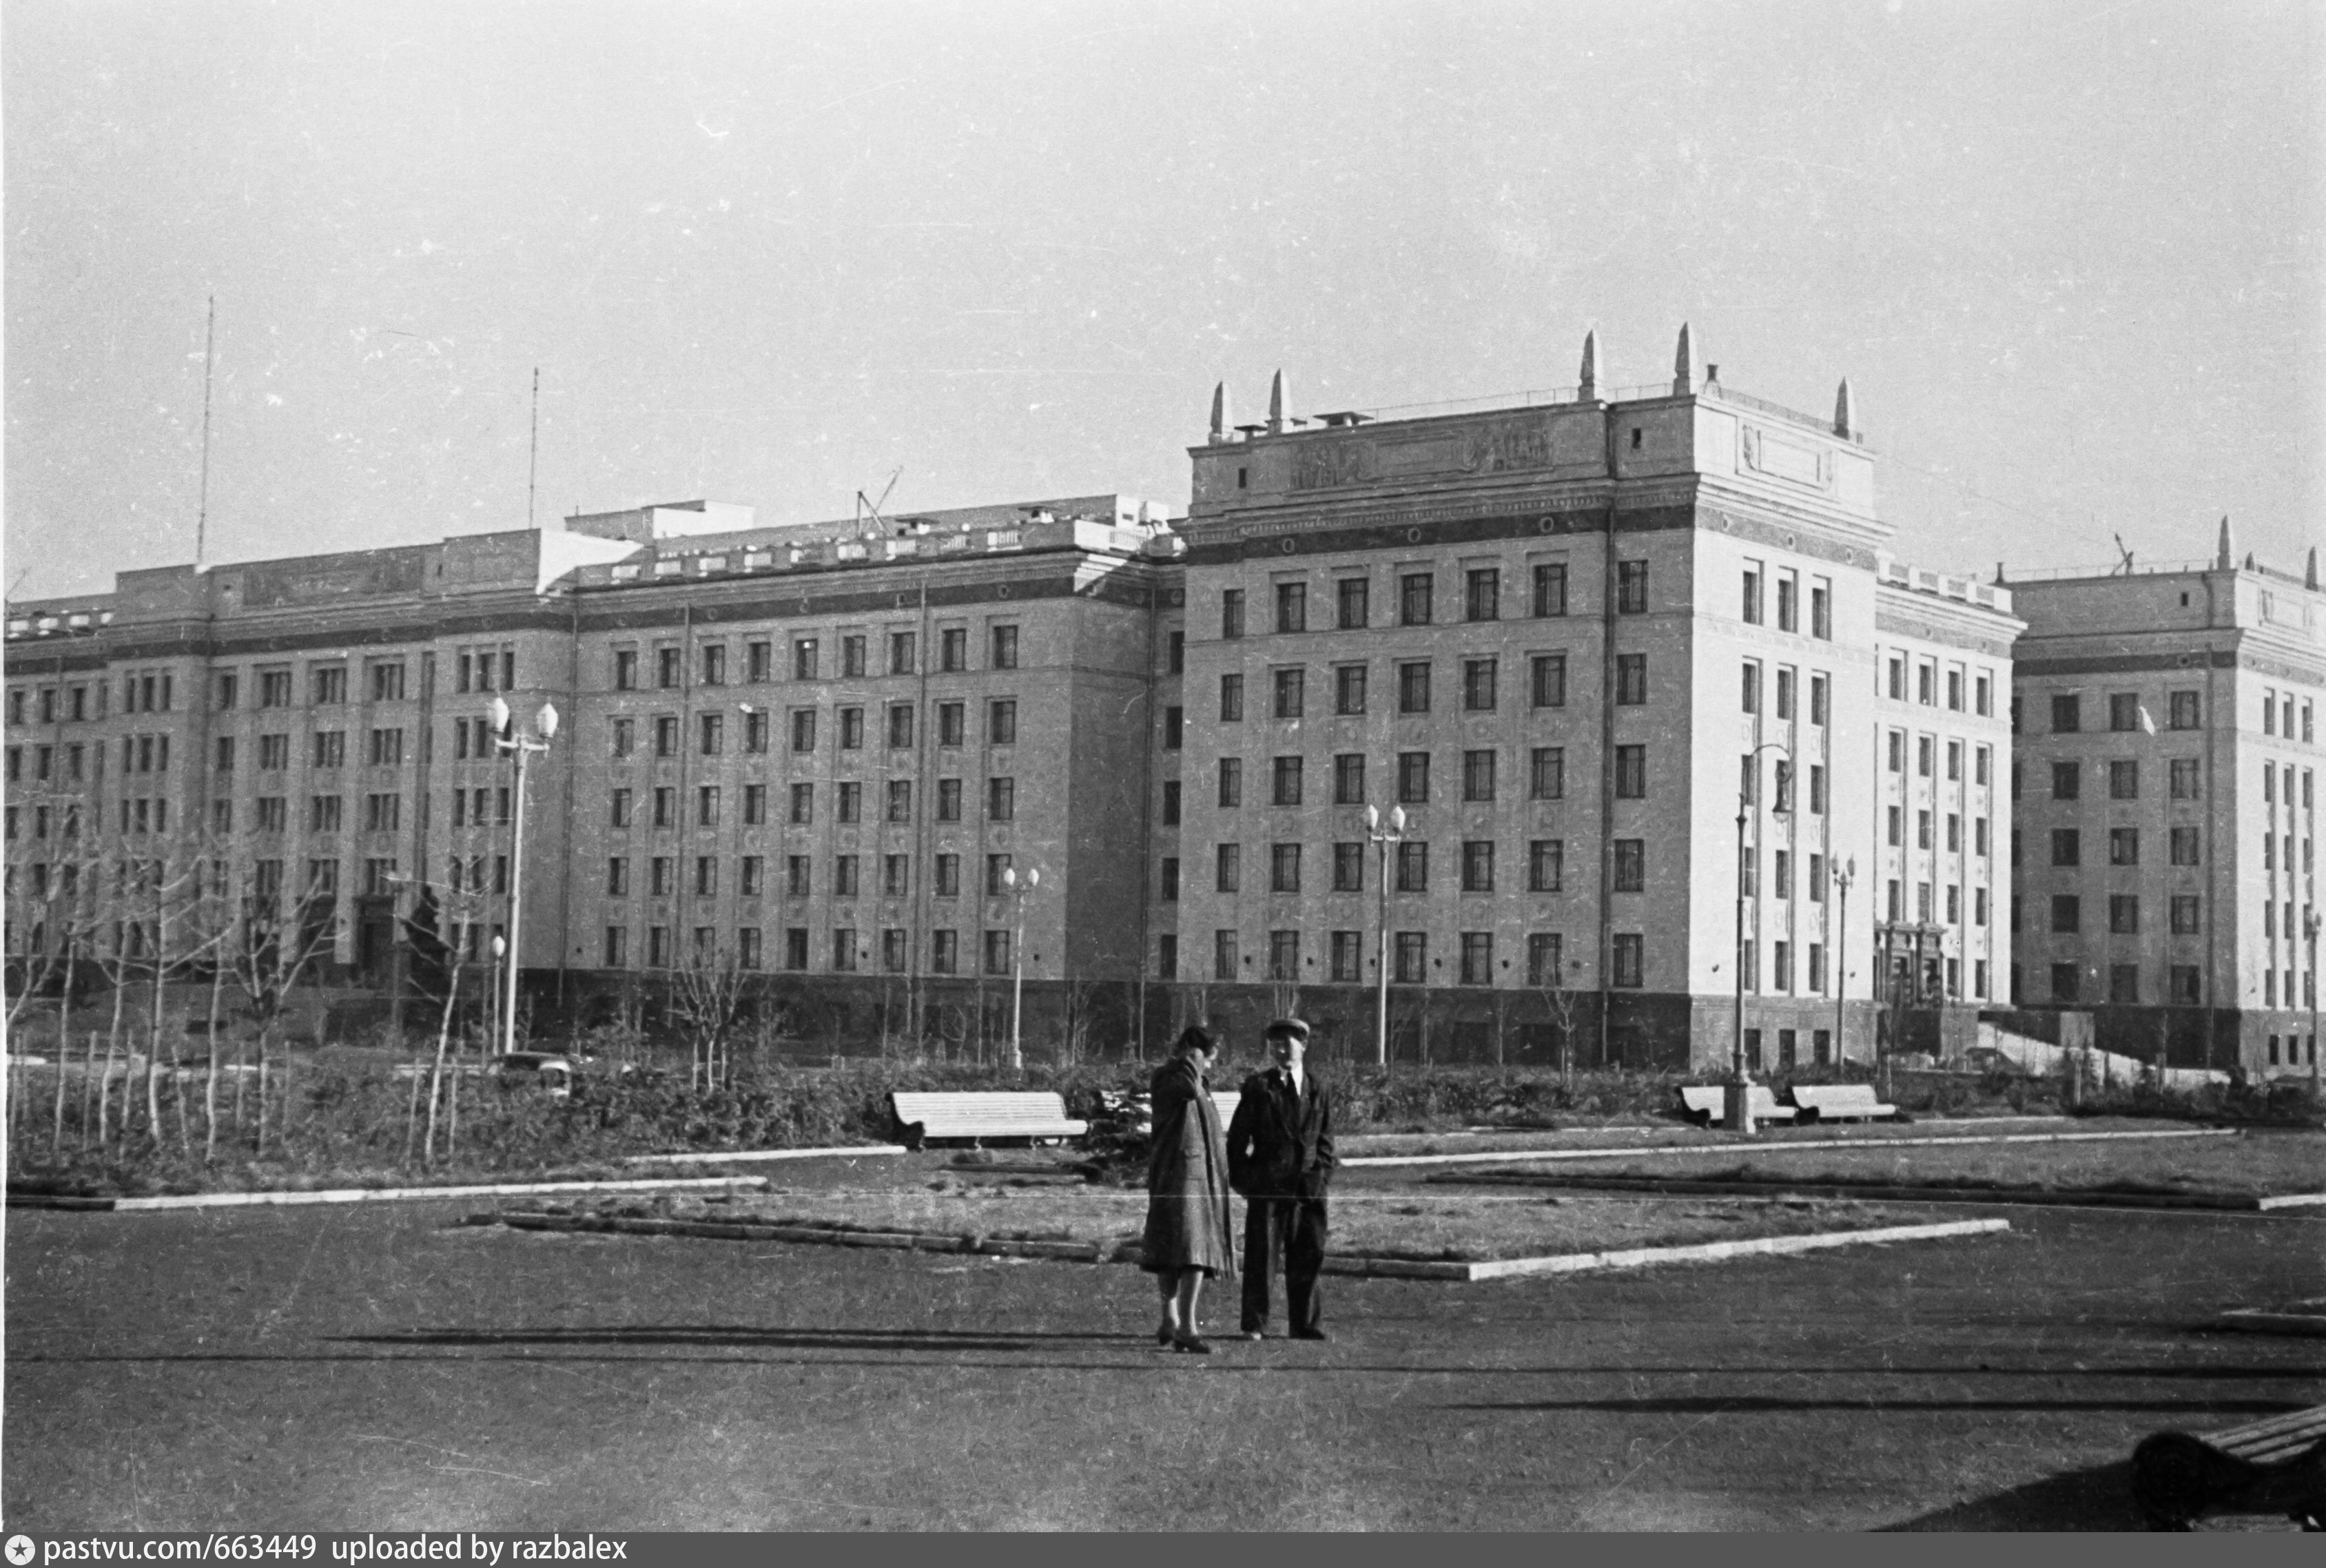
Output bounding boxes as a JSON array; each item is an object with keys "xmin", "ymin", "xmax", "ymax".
[
  {"xmin": 489, "ymin": 696, "xmax": 558, "ymax": 1058},
  {"xmin": 1831, "ymin": 856, "xmax": 1855, "ymax": 1069},
  {"xmin": 1364, "ymin": 805, "xmax": 1407, "ymax": 1069},
  {"xmin": 1001, "ymin": 865, "xmax": 1040, "ymax": 1072},
  {"xmin": 1730, "ymin": 743, "xmax": 1792, "ymax": 1133}
]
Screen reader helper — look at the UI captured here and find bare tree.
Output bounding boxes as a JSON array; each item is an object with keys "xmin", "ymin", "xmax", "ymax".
[
  {"xmin": 670, "ymin": 938, "xmax": 749, "ymax": 1090},
  {"xmin": 218, "ymin": 864, "xmax": 339, "ymax": 1158},
  {"xmin": 1058, "ymin": 976, "xmax": 1107, "ymax": 1067},
  {"xmin": 1537, "ymin": 954, "xmax": 1587, "ymax": 1093}
]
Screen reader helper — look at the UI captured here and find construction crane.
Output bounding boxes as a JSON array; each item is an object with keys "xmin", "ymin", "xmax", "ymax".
[
  {"xmin": 2112, "ymin": 533, "xmax": 2137, "ymax": 575},
  {"xmin": 854, "ymin": 467, "xmax": 903, "ymax": 539}
]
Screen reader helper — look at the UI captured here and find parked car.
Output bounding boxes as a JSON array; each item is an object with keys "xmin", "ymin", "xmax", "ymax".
[{"xmin": 489, "ymin": 1051, "xmax": 573, "ymax": 1097}]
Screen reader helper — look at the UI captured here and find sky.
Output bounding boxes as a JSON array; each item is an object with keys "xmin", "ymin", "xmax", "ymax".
[{"xmin": 5, "ymin": 0, "xmax": 2320, "ymax": 602}]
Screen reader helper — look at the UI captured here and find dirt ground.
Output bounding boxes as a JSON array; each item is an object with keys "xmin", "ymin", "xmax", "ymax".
[{"xmin": 7, "ymin": 1169, "xmax": 2323, "ymax": 1531}]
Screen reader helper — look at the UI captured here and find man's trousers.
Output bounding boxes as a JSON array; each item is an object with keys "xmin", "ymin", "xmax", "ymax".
[{"xmin": 1240, "ymin": 1193, "xmax": 1327, "ymax": 1335}]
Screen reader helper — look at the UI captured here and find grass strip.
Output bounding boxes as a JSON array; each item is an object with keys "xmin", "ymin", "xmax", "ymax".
[
  {"xmin": 1429, "ymin": 1170, "xmax": 2287, "ymax": 1211},
  {"xmin": 1344, "ymin": 1126, "xmax": 2237, "ymax": 1168}
]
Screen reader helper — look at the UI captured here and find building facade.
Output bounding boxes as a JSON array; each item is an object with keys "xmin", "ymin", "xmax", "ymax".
[
  {"xmin": 2005, "ymin": 526, "xmax": 2323, "ymax": 1077},
  {"xmin": 6, "ymin": 332, "xmax": 2030, "ymax": 1069}
]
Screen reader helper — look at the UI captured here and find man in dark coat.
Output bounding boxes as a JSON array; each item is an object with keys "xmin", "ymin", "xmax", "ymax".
[{"xmin": 1225, "ymin": 1017, "xmax": 1335, "ymax": 1341}]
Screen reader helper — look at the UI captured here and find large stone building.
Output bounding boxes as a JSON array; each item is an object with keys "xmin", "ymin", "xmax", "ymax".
[
  {"xmin": 5, "ymin": 329, "xmax": 2032, "ymax": 1069},
  {"xmin": 2004, "ymin": 524, "xmax": 2323, "ymax": 1078}
]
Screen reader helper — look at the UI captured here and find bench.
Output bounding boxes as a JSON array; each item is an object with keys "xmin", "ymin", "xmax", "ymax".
[
  {"xmin": 889, "ymin": 1091, "xmax": 1089, "ymax": 1150},
  {"xmin": 2130, "ymin": 1403, "xmax": 2326, "ymax": 1530},
  {"xmin": 1788, "ymin": 1084, "xmax": 1905, "ymax": 1124},
  {"xmin": 1675, "ymin": 1085, "xmax": 1797, "ymax": 1126},
  {"xmin": 1095, "ymin": 1090, "xmax": 1242, "ymax": 1139}
]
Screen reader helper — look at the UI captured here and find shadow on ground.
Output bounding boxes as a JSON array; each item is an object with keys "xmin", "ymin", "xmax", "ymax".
[{"xmin": 1880, "ymin": 1461, "xmax": 2140, "ymax": 1531}]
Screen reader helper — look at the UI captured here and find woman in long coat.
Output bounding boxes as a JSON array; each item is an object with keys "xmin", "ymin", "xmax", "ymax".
[{"xmin": 1141, "ymin": 1024, "xmax": 1236, "ymax": 1353}]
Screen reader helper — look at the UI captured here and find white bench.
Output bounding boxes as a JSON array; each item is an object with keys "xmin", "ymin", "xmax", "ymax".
[
  {"xmin": 1675, "ymin": 1085, "xmax": 1797, "ymax": 1126},
  {"xmin": 2131, "ymin": 1403, "xmax": 2326, "ymax": 1529},
  {"xmin": 1789, "ymin": 1084, "xmax": 1904, "ymax": 1123},
  {"xmin": 889, "ymin": 1091, "xmax": 1089, "ymax": 1149},
  {"xmin": 1096, "ymin": 1090, "xmax": 1240, "ymax": 1138}
]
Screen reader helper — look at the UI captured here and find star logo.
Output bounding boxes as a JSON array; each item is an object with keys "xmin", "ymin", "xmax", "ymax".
[{"xmin": 7, "ymin": 1534, "xmax": 36, "ymax": 1565}]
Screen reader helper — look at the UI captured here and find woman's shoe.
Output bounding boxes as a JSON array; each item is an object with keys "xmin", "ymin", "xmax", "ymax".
[
  {"xmin": 1172, "ymin": 1334, "xmax": 1214, "ymax": 1354},
  {"xmin": 1156, "ymin": 1322, "xmax": 1175, "ymax": 1346}
]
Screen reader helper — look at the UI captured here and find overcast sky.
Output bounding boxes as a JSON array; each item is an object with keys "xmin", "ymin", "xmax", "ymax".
[{"xmin": 6, "ymin": 0, "xmax": 2318, "ymax": 602}]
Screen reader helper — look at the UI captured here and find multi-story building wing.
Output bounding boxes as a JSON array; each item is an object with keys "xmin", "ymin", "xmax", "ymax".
[
  {"xmin": 1167, "ymin": 331, "xmax": 2019, "ymax": 1067},
  {"xmin": 2007, "ymin": 525, "xmax": 2323, "ymax": 1076}
]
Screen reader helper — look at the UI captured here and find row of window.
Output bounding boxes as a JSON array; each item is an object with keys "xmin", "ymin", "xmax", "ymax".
[
  {"xmin": 214, "ymin": 662, "xmax": 409, "ymax": 711},
  {"xmin": 601, "ymin": 849, "xmax": 1037, "ymax": 902},
  {"xmin": 2021, "ymin": 962, "xmax": 2212, "ymax": 1007},
  {"xmin": 600, "ymin": 699, "xmax": 1020, "ymax": 761},
  {"xmin": 2015, "ymin": 756, "xmax": 2212, "ymax": 801},
  {"xmin": 1177, "ymin": 838, "xmax": 1868, "ymax": 902},
  {"xmin": 212, "ymin": 730, "xmax": 405, "ymax": 771},
  {"xmin": 1880, "ymin": 652, "xmax": 1997, "ymax": 716},
  {"xmin": 1884, "ymin": 733, "xmax": 1993, "ymax": 784},
  {"xmin": 601, "ymin": 922, "xmax": 1014, "ymax": 976},
  {"xmin": 614, "ymin": 626, "xmax": 1020, "ymax": 692},
  {"xmin": 2260, "ymin": 687, "xmax": 2316, "ymax": 741},
  {"xmin": 2019, "ymin": 892, "xmax": 2207, "ymax": 935},
  {"xmin": 1882, "ymin": 807, "xmax": 1992, "ymax": 856},
  {"xmin": 1212, "ymin": 563, "xmax": 1838, "ymax": 640},
  {"xmin": 607, "ymin": 776, "xmax": 1016, "ymax": 829},
  {"xmin": 2020, "ymin": 825, "xmax": 2207, "ymax": 868},
  {"xmin": 2027, "ymin": 690, "xmax": 2205, "ymax": 734}
]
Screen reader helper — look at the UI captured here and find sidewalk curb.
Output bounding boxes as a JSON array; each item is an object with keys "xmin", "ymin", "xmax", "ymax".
[
  {"xmin": 1430, "ymin": 1169, "xmax": 2311, "ymax": 1213},
  {"xmin": 8, "ymin": 1174, "xmax": 773, "ymax": 1212},
  {"xmin": 2208, "ymin": 1308, "xmax": 2326, "ymax": 1337},
  {"xmin": 619, "ymin": 1145, "xmax": 909, "ymax": 1166},
  {"xmin": 482, "ymin": 1208, "xmax": 2009, "ymax": 1281},
  {"xmin": 1346, "ymin": 1126, "xmax": 2238, "ymax": 1169}
]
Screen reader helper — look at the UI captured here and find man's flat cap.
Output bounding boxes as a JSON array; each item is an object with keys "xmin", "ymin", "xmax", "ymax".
[{"xmin": 1264, "ymin": 1017, "xmax": 1311, "ymax": 1040}]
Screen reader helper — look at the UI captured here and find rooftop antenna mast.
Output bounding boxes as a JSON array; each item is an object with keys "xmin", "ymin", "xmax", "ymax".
[
  {"xmin": 196, "ymin": 296, "xmax": 216, "ymax": 568},
  {"xmin": 526, "ymin": 367, "xmax": 541, "ymax": 530},
  {"xmin": 854, "ymin": 466, "xmax": 903, "ymax": 539},
  {"xmin": 2112, "ymin": 533, "xmax": 2137, "ymax": 575}
]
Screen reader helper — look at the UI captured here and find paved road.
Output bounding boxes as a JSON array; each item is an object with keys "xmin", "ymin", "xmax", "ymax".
[{"xmin": 6, "ymin": 1195, "xmax": 2322, "ymax": 1531}]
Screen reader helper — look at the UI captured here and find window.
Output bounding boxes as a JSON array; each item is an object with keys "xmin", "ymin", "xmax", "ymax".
[
  {"xmin": 1217, "ymin": 758, "xmax": 1243, "ymax": 808},
  {"xmin": 1213, "ymin": 930, "xmax": 1237, "ymax": 982},
  {"xmin": 2050, "ymin": 693, "xmax": 2081, "ymax": 733},
  {"xmin": 1975, "ymin": 744, "xmax": 1990, "ymax": 785},
  {"xmin": 791, "ymin": 710, "xmax": 817, "ymax": 753},
  {"xmin": 2110, "ymin": 761, "xmax": 2139, "ymax": 801},
  {"xmin": 214, "ymin": 672, "xmax": 238, "ymax": 710},
  {"xmin": 886, "ymin": 779, "xmax": 912, "ymax": 823},
  {"xmin": 1888, "ymin": 732, "xmax": 1904, "ymax": 773},
  {"xmin": 1160, "ymin": 781, "xmax": 1180, "ymax": 825},
  {"xmin": 840, "ymin": 707, "xmax": 865, "ymax": 750},
  {"xmin": 697, "ymin": 785, "xmax": 721, "ymax": 827},
  {"xmin": 1917, "ymin": 663, "xmax": 1935, "ymax": 706},
  {"xmin": 1742, "ymin": 566, "xmax": 1762, "ymax": 625},
  {"xmin": 2169, "ymin": 826, "xmax": 2199, "ymax": 866},
  {"xmin": 887, "ymin": 704, "xmax": 916, "ymax": 749},
  {"xmin": 2050, "ymin": 963, "xmax": 2080, "ymax": 1004},
  {"xmin": 1777, "ymin": 575, "xmax": 1797, "ymax": 632},
  {"xmin": 653, "ymin": 787, "xmax": 677, "ymax": 828},
  {"xmin": 1332, "ymin": 843, "xmax": 1363, "ymax": 893},
  {"xmin": 1946, "ymin": 740, "xmax": 1961, "ymax": 781},
  {"xmin": 2051, "ymin": 895, "xmax": 2081, "ymax": 933},
  {"xmin": 1888, "ymin": 807, "xmax": 1902, "ymax": 847},
  {"xmin": 1163, "ymin": 706, "xmax": 1182, "ymax": 750},
  {"xmin": 1394, "ymin": 932, "xmax": 1428, "ymax": 984},
  {"xmin": 1917, "ymin": 736, "xmax": 1934, "ymax": 777},
  {"xmin": 1612, "ymin": 839, "xmax": 1645, "ymax": 893},
  {"xmin": 887, "ymin": 632, "xmax": 916, "ymax": 677},
  {"xmin": 1219, "ymin": 674, "xmax": 1244, "ymax": 722},
  {"xmin": 699, "ymin": 714, "xmax": 724, "ymax": 756},
  {"xmin": 1399, "ymin": 572, "xmax": 1434, "ymax": 626},
  {"xmin": 1462, "ymin": 749, "xmax": 1496, "ymax": 802},
  {"xmin": 610, "ymin": 789, "xmax": 633, "ymax": 828},
  {"xmin": 1460, "ymin": 840, "xmax": 1494, "ymax": 893},
  {"xmin": 1538, "ymin": 654, "xmax": 1574, "ymax": 708},
  {"xmin": 1330, "ymin": 931, "xmax": 1362, "ymax": 983},
  {"xmin": 649, "ymin": 857, "xmax": 674, "ymax": 896},
  {"xmin": 935, "ymin": 855, "xmax": 960, "ymax": 898},
  {"xmin": 1614, "ymin": 745, "xmax": 1646, "ymax": 798},
  {"xmin": 657, "ymin": 647, "xmax": 682, "ymax": 690},
  {"xmin": 697, "ymin": 643, "xmax": 727, "ymax": 688},
  {"xmin": 653, "ymin": 716, "xmax": 679, "ymax": 758},
  {"xmin": 1532, "ymin": 562, "xmax": 1567, "ymax": 617},
  {"xmin": 789, "ymin": 783, "xmax": 814, "ymax": 825},
  {"xmin": 1398, "ymin": 661, "xmax": 1431, "ymax": 714},
  {"xmin": 1335, "ymin": 578, "xmax": 1368, "ymax": 630},
  {"xmin": 1810, "ymin": 581, "xmax": 1831, "ymax": 639},
  {"xmin": 610, "ymin": 719, "xmax": 635, "ymax": 759},
  {"xmin": 1459, "ymin": 932, "xmax": 1494, "ymax": 984},
  {"xmin": 1270, "ymin": 844, "xmax": 1301, "ymax": 895},
  {"xmin": 311, "ymin": 666, "xmax": 347, "ymax": 705},
  {"xmin": 2168, "ymin": 690, "xmax": 2200, "ymax": 730},
  {"xmin": 1275, "ymin": 581, "xmax": 1307, "ymax": 635},
  {"xmin": 1160, "ymin": 857, "xmax": 1180, "ymax": 902},
  {"xmin": 1462, "ymin": 658, "xmax": 1496, "ymax": 711},
  {"xmin": 832, "ymin": 930, "xmax": 859, "ymax": 973},
  {"xmin": 744, "ymin": 640, "xmax": 772, "ymax": 683},
  {"xmin": 989, "ymin": 624, "xmax": 1018, "ymax": 669},
  {"xmin": 2170, "ymin": 759, "xmax": 2201, "ymax": 800},
  {"xmin": 1528, "ymin": 839, "xmax": 1563, "ymax": 893},
  {"xmin": 1465, "ymin": 568, "xmax": 1499, "ymax": 621},
  {"xmin": 1222, "ymin": 589, "xmax": 1246, "ymax": 640},
  {"xmin": 842, "ymin": 636, "xmax": 866, "ymax": 679},
  {"xmin": 1397, "ymin": 752, "xmax": 1430, "ymax": 805},
  {"xmin": 1274, "ymin": 668, "xmax": 1306, "ymax": 719},
  {"xmin": 694, "ymin": 856, "xmax": 719, "ymax": 897},
  {"xmin": 2052, "ymin": 761, "xmax": 2080, "ymax": 801},
  {"xmin": 740, "ymin": 855, "xmax": 763, "ymax": 896},
  {"xmin": 1214, "ymin": 843, "xmax": 1240, "ymax": 894},
  {"xmin": 257, "ymin": 796, "xmax": 289, "ymax": 834},
  {"xmin": 1395, "ymin": 841, "xmax": 1428, "ymax": 893},
  {"xmin": 1333, "ymin": 666, "xmax": 1366, "ymax": 715},
  {"xmin": 1272, "ymin": 756, "xmax": 1303, "ymax": 807},
  {"xmin": 2110, "ymin": 895, "xmax": 2140, "ymax": 934},
  {"xmin": 833, "ymin": 855, "xmax": 859, "ymax": 898},
  {"xmin": 1530, "ymin": 747, "xmax": 1565, "ymax": 800},
  {"xmin": 1612, "ymin": 933, "xmax": 1644, "ymax": 987},
  {"xmin": 1776, "ymin": 668, "xmax": 1795, "ymax": 721},
  {"xmin": 1740, "ymin": 661, "xmax": 1760, "ymax": 714},
  {"xmin": 1168, "ymin": 633, "xmax": 1186, "ymax": 677},
  {"xmin": 2170, "ymin": 895, "xmax": 2201, "ymax": 935},
  {"xmin": 2051, "ymin": 829, "xmax": 2080, "ymax": 867},
  {"xmin": 2110, "ymin": 692, "xmax": 2139, "ymax": 732},
  {"xmin": 837, "ymin": 782, "xmax": 862, "ymax": 823}
]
